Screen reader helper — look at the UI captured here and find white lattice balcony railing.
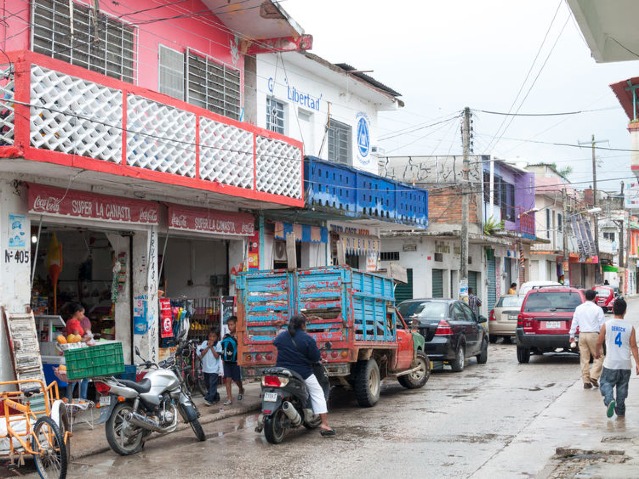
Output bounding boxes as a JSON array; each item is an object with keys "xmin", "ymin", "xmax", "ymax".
[
  {"xmin": 0, "ymin": 51, "xmax": 303, "ymax": 206},
  {"xmin": 531, "ymin": 242, "xmax": 560, "ymax": 252}
]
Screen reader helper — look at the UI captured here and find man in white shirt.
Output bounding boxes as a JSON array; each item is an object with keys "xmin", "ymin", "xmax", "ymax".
[
  {"xmin": 569, "ymin": 289, "xmax": 606, "ymax": 389},
  {"xmin": 596, "ymin": 297, "xmax": 639, "ymax": 418},
  {"xmin": 197, "ymin": 330, "xmax": 222, "ymax": 406}
]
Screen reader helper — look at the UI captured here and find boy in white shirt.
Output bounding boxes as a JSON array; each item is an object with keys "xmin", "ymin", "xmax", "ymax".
[
  {"xmin": 197, "ymin": 330, "xmax": 222, "ymax": 406},
  {"xmin": 596, "ymin": 297, "xmax": 639, "ymax": 418}
]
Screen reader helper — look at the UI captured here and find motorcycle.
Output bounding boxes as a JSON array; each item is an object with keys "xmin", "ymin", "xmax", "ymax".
[
  {"xmin": 255, "ymin": 366, "xmax": 326, "ymax": 444},
  {"xmin": 95, "ymin": 344, "xmax": 206, "ymax": 456}
]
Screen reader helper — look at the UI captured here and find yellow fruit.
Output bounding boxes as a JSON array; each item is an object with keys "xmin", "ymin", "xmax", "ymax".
[
  {"xmin": 58, "ymin": 365, "xmax": 66, "ymax": 372},
  {"xmin": 57, "ymin": 335, "xmax": 67, "ymax": 344}
]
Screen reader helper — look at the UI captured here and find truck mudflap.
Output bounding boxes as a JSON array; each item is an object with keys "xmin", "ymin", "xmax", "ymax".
[{"xmin": 411, "ymin": 331, "xmax": 425, "ymax": 353}]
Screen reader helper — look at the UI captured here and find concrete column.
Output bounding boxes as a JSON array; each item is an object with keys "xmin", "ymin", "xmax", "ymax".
[
  {"xmin": 0, "ymin": 179, "xmax": 30, "ymax": 381},
  {"xmin": 106, "ymin": 233, "xmax": 132, "ymax": 364},
  {"xmin": 228, "ymin": 238, "xmax": 246, "ymax": 296},
  {"xmin": 132, "ymin": 228, "xmax": 158, "ymax": 363}
]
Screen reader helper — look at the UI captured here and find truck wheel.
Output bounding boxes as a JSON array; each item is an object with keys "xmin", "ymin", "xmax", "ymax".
[
  {"xmin": 517, "ymin": 346, "xmax": 531, "ymax": 364},
  {"xmin": 354, "ymin": 359, "xmax": 381, "ymax": 407},
  {"xmin": 476, "ymin": 338, "xmax": 488, "ymax": 364},
  {"xmin": 450, "ymin": 344, "xmax": 465, "ymax": 372},
  {"xmin": 398, "ymin": 351, "xmax": 430, "ymax": 389}
]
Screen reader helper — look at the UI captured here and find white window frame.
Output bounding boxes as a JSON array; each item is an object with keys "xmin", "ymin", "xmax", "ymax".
[
  {"xmin": 328, "ymin": 118, "xmax": 352, "ymax": 165},
  {"xmin": 266, "ymin": 96, "xmax": 285, "ymax": 134},
  {"xmin": 158, "ymin": 45, "xmax": 185, "ymax": 100}
]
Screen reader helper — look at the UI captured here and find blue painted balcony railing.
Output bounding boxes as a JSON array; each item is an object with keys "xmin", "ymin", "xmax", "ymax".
[{"xmin": 304, "ymin": 156, "xmax": 428, "ymax": 228}]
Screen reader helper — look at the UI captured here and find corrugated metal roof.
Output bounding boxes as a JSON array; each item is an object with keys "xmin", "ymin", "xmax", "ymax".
[{"xmin": 334, "ymin": 63, "xmax": 402, "ymax": 98}]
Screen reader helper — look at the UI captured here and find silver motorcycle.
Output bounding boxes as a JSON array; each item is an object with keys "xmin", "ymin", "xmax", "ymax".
[{"xmin": 95, "ymin": 345, "xmax": 206, "ymax": 456}]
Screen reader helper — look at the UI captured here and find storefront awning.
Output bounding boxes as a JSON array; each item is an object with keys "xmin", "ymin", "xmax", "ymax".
[
  {"xmin": 274, "ymin": 221, "xmax": 328, "ymax": 243},
  {"xmin": 28, "ymin": 184, "xmax": 159, "ymax": 225},
  {"xmin": 168, "ymin": 204, "xmax": 254, "ymax": 237}
]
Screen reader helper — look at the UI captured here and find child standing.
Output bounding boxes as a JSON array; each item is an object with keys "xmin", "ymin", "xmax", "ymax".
[
  {"xmin": 197, "ymin": 330, "xmax": 222, "ymax": 406},
  {"xmin": 596, "ymin": 297, "xmax": 639, "ymax": 418},
  {"xmin": 221, "ymin": 316, "xmax": 244, "ymax": 406}
]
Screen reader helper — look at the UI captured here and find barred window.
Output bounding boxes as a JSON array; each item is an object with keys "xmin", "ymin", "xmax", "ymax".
[
  {"xmin": 328, "ymin": 118, "xmax": 352, "ymax": 165},
  {"xmin": 33, "ymin": 0, "xmax": 136, "ymax": 83},
  {"xmin": 266, "ymin": 96, "xmax": 285, "ymax": 134},
  {"xmin": 380, "ymin": 251, "xmax": 400, "ymax": 261},
  {"xmin": 187, "ymin": 50, "xmax": 240, "ymax": 120}
]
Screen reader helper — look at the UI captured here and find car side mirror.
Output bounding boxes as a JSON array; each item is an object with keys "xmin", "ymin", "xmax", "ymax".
[{"xmin": 477, "ymin": 315, "xmax": 488, "ymax": 324}]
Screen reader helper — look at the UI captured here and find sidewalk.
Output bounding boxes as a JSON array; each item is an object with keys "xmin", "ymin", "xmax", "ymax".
[{"xmin": 69, "ymin": 380, "xmax": 262, "ymax": 460}]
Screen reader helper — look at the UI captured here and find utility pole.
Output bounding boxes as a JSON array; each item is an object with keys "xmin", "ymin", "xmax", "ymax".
[
  {"xmin": 460, "ymin": 107, "xmax": 471, "ymax": 295},
  {"xmin": 613, "ymin": 181, "xmax": 625, "ymax": 292},
  {"xmin": 562, "ymin": 187, "xmax": 568, "ymax": 284},
  {"xmin": 579, "ymin": 134, "xmax": 607, "ymax": 285}
]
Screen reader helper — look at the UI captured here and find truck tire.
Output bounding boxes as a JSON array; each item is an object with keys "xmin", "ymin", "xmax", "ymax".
[
  {"xmin": 354, "ymin": 358, "xmax": 381, "ymax": 407},
  {"xmin": 398, "ymin": 351, "xmax": 430, "ymax": 389}
]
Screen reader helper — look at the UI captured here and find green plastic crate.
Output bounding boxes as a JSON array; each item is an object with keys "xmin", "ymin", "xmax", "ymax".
[{"xmin": 64, "ymin": 342, "xmax": 125, "ymax": 380}]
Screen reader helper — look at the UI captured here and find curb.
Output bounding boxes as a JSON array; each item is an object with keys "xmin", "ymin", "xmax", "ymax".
[{"xmin": 72, "ymin": 400, "xmax": 261, "ymax": 460}]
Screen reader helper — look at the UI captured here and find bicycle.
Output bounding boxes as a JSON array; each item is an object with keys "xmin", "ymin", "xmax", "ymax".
[{"xmin": 176, "ymin": 340, "xmax": 207, "ymax": 396}]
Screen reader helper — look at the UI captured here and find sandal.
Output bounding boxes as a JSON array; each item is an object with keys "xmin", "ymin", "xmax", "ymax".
[
  {"xmin": 238, "ymin": 392, "xmax": 244, "ymax": 400},
  {"xmin": 320, "ymin": 428, "xmax": 336, "ymax": 437},
  {"xmin": 223, "ymin": 400, "xmax": 232, "ymax": 406}
]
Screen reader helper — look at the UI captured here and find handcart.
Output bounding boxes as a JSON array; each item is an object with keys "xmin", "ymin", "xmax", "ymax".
[{"xmin": 0, "ymin": 379, "xmax": 69, "ymax": 479}]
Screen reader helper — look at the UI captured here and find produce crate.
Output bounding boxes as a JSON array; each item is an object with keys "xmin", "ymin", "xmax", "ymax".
[{"xmin": 64, "ymin": 342, "xmax": 124, "ymax": 380}]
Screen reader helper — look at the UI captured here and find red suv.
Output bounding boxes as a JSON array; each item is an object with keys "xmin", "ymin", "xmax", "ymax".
[{"xmin": 515, "ymin": 287, "xmax": 585, "ymax": 363}]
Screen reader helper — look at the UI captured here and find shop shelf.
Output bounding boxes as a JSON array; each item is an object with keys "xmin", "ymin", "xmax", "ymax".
[{"xmin": 65, "ymin": 342, "xmax": 124, "ymax": 380}]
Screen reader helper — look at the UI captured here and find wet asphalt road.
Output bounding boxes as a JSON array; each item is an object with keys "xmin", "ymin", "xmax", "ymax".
[{"xmin": 21, "ymin": 299, "xmax": 639, "ymax": 479}]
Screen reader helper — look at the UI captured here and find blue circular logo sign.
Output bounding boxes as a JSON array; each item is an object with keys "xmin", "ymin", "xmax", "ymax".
[{"xmin": 356, "ymin": 113, "xmax": 370, "ymax": 160}]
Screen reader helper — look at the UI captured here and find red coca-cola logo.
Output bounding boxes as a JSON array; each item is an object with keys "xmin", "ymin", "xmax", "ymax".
[
  {"xmin": 171, "ymin": 214, "xmax": 187, "ymax": 228},
  {"xmin": 33, "ymin": 195, "xmax": 60, "ymax": 213},
  {"xmin": 139, "ymin": 208, "xmax": 159, "ymax": 223}
]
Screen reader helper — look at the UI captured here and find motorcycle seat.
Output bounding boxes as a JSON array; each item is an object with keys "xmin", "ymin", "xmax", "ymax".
[{"xmin": 120, "ymin": 378, "xmax": 152, "ymax": 393}]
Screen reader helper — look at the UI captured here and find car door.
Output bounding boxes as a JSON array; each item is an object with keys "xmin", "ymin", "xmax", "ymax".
[{"xmin": 458, "ymin": 302, "xmax": 481, "ymax": 354}]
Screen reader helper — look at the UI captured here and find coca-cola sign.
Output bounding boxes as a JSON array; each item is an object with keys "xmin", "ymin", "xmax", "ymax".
[
  {"xmin": 28, "ymin": 184, "xmax": 160, "ymax": 225},
  {"xmin": 168, "ymin": 204, "xmax": 254, "ymax": 236}
]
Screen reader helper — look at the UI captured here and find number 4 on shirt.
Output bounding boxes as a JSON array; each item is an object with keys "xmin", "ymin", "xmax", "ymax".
[{"xmin": 615, "ymin": 332, "xmax": 623, "ymax": 347}]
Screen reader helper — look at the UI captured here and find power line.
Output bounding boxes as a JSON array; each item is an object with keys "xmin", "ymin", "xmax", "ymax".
[{"xmin": 476, "ymin": 106, "xmax": 617, "ymax": 117}]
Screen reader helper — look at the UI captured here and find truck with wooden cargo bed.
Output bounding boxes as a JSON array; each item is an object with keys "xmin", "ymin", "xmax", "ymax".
[{"xmin": 234, "ymin": 265, "xmax": 429, "ymax": 407}]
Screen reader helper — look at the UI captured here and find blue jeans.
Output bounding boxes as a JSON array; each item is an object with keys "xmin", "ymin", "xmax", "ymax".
[
  {"xmin": 67, "ymin": 379, "xmax": 89, "ymax": 401},
  {"xmin": 204, "ymin": 372, "xmax": 220, "ymax": 403},
  {"xmin": 600, "ymin": 367, "xmax": 631, "ymax": 416}
]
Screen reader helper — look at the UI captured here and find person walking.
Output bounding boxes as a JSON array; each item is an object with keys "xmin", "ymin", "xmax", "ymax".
[
  {"xmin": 221, "ymin": 316, "xmax": 244, "ymax": 406},
  {"xmin": 569, "ymin": 289, "xmax": 606, "ymax": 389},
  {"xmin": 596, "ymin": 297, "xmax": 639, "ymax": 418},
  {"xmin": 273, "ymin": 315, "xmax": 335, "ymax": 437},
  {"xmin": 508, "ymin": 283, "xmax": 517, "ymax": 295},
  {"xmin": 468, "ymin": 288, "xmax": 482, "ymax": 317},
  {"xmin": 197, "ymin": 330, "xmax": 222, "ymax": 406}
]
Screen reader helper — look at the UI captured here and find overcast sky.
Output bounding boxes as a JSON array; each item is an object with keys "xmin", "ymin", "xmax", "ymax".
[{"xmin": 282, "ymin": 0, "xmax": 639, "ymax": 194}]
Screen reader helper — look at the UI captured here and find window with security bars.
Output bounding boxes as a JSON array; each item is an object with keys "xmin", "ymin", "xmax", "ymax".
[
  {"xmin": 500, "ymin": 181, "xmax": 515, "ymax": 222},
  {"xmin": 328, "ymin": 118, "xmax": 352, "ymax": 165},
  {"xmin": 187, "ymin": 50, "xmax": 240, "ymax": 120},
  {"xmin": 380, "ymin": 252, "xmax": 400, "ymax": 261},
  {"xmin": 159, "ymin": 45, "xmax": 185, "ymax": 100},
  {"xmin": 32, "ymin": 0, "xmax": 136, "ymax": 83},
  {"xmin": 266, "ymin": 96, "xmax": 285, "ymax": 134}
]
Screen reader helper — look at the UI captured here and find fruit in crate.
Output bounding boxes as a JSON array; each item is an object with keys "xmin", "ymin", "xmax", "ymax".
[
  {"xmin": 57, "ymin": 335, "xmax": 67, "ymax": 344},
  {"xmin": 58, "ymin": 364, "xmax": 66, "ymax": 372}
]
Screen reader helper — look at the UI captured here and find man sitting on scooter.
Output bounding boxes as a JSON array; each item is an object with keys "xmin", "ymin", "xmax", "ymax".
[{"xmin": 273, "ymin": 315, "xmax": 336, "ymax": 437}]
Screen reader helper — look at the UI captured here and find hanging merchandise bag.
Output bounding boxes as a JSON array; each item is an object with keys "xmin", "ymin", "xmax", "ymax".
[{"xmin": 160, "ymin": 298, "xmax": 173, "ymax": 338}]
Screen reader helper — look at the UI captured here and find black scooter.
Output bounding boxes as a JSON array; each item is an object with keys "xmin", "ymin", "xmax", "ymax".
[{"xmin": 255, "ymin": 367, "xmax": 324, "ymax": 444}]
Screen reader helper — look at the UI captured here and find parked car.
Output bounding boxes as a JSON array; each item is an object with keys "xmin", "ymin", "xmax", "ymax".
[
  {"xmin": 397, "ymin": 298, "xmax": 488, "ymax": 372},
  {"xmin": 592, "ymin": 285, "xmax": 616, "ymax": 313},
  {"xmin": 489, "ymin": 294, "xmax": 524, "ymax": 343},
  {"xmin": 518, "ymin": 280, "xmax": 561, "ymax": 297},
  {"xmin": 515, "ymin": 287, "xmax": 586, "ymax": 363}
]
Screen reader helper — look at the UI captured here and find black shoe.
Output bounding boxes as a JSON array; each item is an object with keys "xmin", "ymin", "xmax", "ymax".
[
  {"xmin": 584, "ymin": 383, "xmax": 593, "ymax": 389},
  {"xmin": 590, "ymin": 378, "xmax": 599, "ymax": 388}
]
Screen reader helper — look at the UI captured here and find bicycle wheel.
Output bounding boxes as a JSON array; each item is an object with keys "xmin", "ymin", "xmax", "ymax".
[{"xmin": 32, "ymin": 416, "xmax": 68, "ymax": 479}]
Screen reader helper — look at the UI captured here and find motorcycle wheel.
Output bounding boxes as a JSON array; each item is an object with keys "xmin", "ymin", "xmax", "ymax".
[
  {"xmin": 263, "ymin": 409, "xmax": 287, "ymax": 444},
  {"xmin": 105, "ymin": 402, "xmax": 145, "ymax": 456},
  {"xmin": 189, "ymin": 419, "xmax": 206, "ymax": 441}
]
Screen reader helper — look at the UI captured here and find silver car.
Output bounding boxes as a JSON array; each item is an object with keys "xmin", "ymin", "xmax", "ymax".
[{"xmin": 489, "ymin": 295, "xmax": 524, "ymax": 343}]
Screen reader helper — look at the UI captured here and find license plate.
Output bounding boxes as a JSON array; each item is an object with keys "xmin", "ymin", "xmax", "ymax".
[
  {"xmin": 263, "ymin": 392, "xmax": 278, "ymax": 402},
  {"xmin": 99, "ymin": 395, "xmax": 111, "ymax": 407},
  {"xmin": 508, "ymin": 315, "xmax": 518, "ymax": 320},
  {"xmin": 545, "ymin": 321, "xmax": 562, "ymax": 329}
]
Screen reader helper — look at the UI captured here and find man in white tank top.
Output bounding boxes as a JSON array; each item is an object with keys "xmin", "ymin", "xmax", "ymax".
[{"xmin": 595, "ymin": 297, "xmax": 639, "ymax": 418}]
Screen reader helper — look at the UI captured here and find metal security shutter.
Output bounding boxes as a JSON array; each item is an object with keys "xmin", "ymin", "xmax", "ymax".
[
  {"xmin": 432, "ymin": 269, "xmax": 444, "ymax": 298},
  {"xmin": 487, "ymin": 258, "xmax": 496, "ymax": 309},
  {"xmin": 394, "ymin": 269, "xmax": 413, "ymax": 304}
]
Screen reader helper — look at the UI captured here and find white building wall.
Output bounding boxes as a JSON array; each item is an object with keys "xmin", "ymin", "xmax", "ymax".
[{"xmin": 257, "ymin": 53, "xmax": 386, "ymax": 174}]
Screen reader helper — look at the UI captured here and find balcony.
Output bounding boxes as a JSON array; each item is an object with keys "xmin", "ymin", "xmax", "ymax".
[
  {"xmin": 304, "ymin": 157, "xmax": 428, "ymax": 228},
  {"xmin": 0, "ymin": 51, "xmax": 303, "ymax": 208}
]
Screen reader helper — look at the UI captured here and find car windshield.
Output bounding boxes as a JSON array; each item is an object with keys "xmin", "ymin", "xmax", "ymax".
[
  {"xmin": 398, "ymin": 301, "xmax": 448, "ymax": 319},
  {"xmin": 523, "ymin": 292, "xmax": 582, "ymax": 312},
  {"xmin": 496, "ymin": 296, "xmax": 524, "ymax": 308}
]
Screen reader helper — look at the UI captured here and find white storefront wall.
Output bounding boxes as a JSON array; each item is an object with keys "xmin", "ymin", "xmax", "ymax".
[
  {"xmin": 380, "ymin": 237, "xmax": 486, "ymax": 315},
  {"xmin": 257, "ymin": 53, "xmax": 384, "ymax": 174}
]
